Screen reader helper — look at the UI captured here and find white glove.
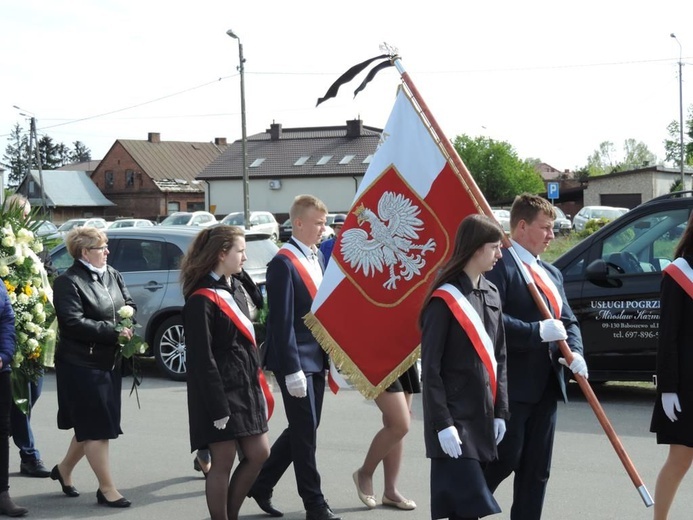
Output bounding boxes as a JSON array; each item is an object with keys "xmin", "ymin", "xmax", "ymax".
[
  {"xmin": 539, "ymin": 319, "xmax": 568, "ymax": 342},
  {"xmin": 437, "ymin": 426, "xmax": 462, "ymax": 458},
  {"xmin": 493, "ymin": 418, "xmax": 506, "ymax": 445},
  {"xmin": 213, "ymin": 416, "xmax": 229, "ymax": 430},
  {"xmin": 661, "ymin": 392, "xmax": 681, "ymax": 422},
  {"xmin": 559, "ymin": 351, "xmax": 589, "ymax": 379},
  {"xmin": 285, "ymin": 370, "xmax": 307, "ymax": 398}
]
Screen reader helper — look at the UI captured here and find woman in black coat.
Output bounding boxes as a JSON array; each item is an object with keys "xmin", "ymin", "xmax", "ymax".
[
  {"xmin": 650, "ymin": 216, "xmax": 693, "ymax": 520},
  {"xmin": 181, "ymin": 225, "xmax": 270, "ymax": 520},
  {"xmin": 420, "ymin": 214, "xmax": 510, "ymax": 520},
  {"xmin": 52, "ymin": 226, "xmax": 136, "ymax": 508}
]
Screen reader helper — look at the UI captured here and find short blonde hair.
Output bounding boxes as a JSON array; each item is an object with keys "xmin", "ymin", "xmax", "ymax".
[
  {"xmin": 289, "ymin": 195, "xmax": 327, "ymax": 221},
  {"xmin": 65, "ymin": 227, "xmax": 107, "ymax": 258}
]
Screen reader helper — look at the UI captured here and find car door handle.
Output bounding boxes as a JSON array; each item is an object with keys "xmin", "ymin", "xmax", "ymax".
[{"xmin": 144, "ymin": 281, "xmax": 164, "ymax": 292}]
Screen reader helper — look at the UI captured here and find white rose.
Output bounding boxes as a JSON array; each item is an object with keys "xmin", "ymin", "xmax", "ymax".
[
  {"xmin": 118, "ymin": 305, "xmax": 134, "ymax": 319},
  {"xmin": 14, "ymin": 255, "xmax": 24, "ymax": 266},
  {"xmin": 17, "ymin": 332, "xmax": 27, "ymax": 343},
  {"xmin": 17, "ymin": 293, "xmax": 29, "ymax": 304},
  {"xmin": 27, "ymin": 338, "xmax": 39, "ymax": 350},
  {"xmin": 34, "ymin": 303, "xmax": 44, "ymax": 314},
  {"xmin": 31, "ymin": 241, "xmax": 43, "ymax": 253},
  {"xmin": 21, "ymin": 312, "xmax": 33, "ymax": 322},
  {"xmin": 17, "ymin": 229, "xmax": 33, "ymax": 243},
  {"xmin": 44, "ymin": 328, "xmax": 56, "ymax": 340},
  {"xmin": 2, "ymin": 226, "xmax": 14, "ymax": 237},
  {"xmin": 8, "ymin": 292, "xmax": 16, "ymax": 304},
  {"xmin": 35, "ymin": 312, "xmax": 46, "ymax": 324},
  {"xmin": 0, "ymin": 265, "xmax": 8, "ymax": 277},
  {"xmin": 2, "ymin": 236, "xmax": 15, "ymax": 248},
  {"xmin": 30, "ymin": 262, "xmax": 40, "ymax": 274}
]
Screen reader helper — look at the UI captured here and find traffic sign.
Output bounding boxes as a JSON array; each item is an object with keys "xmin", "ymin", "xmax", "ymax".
[{"xmin": 547, "ymin": 182, "xmax": 560, "ymax": 200}]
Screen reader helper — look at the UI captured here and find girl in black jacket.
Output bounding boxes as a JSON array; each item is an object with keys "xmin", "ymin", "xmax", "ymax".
[
  {"xmin": 181, "ymin": 225, "xmax": 270, "ymax": 520},
  {"xmin": 420, "ymin": 214, "xmax": 509, "ymax": 520}
]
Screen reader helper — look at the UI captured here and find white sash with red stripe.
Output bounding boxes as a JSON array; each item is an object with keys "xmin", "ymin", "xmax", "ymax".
[
  {"xmin": 275, "ymin": 245, "xmax": 348, "ymax": 394},
  {"xmin": 663, "ymin": 257, "xmax": 693, "ymax": 300},
  {"xmin": 277, "ymin": 243, "xmax": 322, "ymax": 295},
  {"xmin": 524, "ymin": 261, "xmax": 563, "ymax": 318},
  {"xmin": 193, "ymin": 287, "xmax": 275, "ymax": 420},
  {"xmin": 432, "ymin": 283, "xmax": 498, "ymax": 402}
]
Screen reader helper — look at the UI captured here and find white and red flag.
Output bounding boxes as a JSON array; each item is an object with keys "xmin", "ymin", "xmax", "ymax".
[{"xmin": 306, "ymin": 85, "xmax": 485, "ymax": 397}]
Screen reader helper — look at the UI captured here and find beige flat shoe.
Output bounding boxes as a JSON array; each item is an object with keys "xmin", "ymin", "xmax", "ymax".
[
  {"xmin": 352, "ymin": 471, "xmax": 376, "ymax": 509},
  {"xmin": 382, "ymin": 495, "xmax": 416, "ymax": 510}
]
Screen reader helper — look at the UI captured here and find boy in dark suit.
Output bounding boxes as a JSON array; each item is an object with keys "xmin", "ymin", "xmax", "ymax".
[
  {"xmin": 249, "ymin": 195, "xmax": 341, "ymax": 520},
  {"xmin": 484, "ymin": 193, "xmax": 588, "ymax": 520}
]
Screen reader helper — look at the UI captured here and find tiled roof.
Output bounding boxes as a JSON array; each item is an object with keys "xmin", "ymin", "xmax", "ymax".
[
  {"xmin": 25, "ymin": 170, "xmax": 114, "ymax": 207},
  {"xmin": 119, "ymin": 139, "xmax": 228, "ymax": 189},
  {"xmin": 198, "ymin": 123, "xmax": 382, "ymax": 180}
]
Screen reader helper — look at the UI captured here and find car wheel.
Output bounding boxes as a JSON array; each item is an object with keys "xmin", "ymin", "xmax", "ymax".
[
  {"xmin": 271, "ymin": 233, "xmax": 278, "ymax": 241},
  {"xmin": 154, "ymin": 315, "xmax": 187, "ymax": 381}
]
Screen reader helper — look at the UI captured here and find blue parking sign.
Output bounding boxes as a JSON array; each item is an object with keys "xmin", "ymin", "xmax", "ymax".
[{"xmin": 547, "ymin": 182, "xmax": 559, "ymax": 200}]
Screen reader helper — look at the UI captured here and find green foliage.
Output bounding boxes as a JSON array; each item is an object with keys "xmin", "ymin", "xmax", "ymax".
[
  {"xmin": 583, "ymin": 140, "xmax": 657, "ymax": 177},
  {"xmin": 576, "ymin": 217, "xmax": 611, "ymax": 239},
  {"xmin": 1, "ymin": 125, "xmax": 92, "ymax": 187},
  {"xmin": 543, "ymin": 234, "xmax": 583, "ymax": 263},
  {"xmin": 453, "ymin": 135, "xmax": 544, "ymax": 202}
]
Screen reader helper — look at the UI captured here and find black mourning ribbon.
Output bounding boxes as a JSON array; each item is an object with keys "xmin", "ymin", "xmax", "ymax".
[{"xmin": 316, "ymin": 54, "xmax": 392, "ymax": 106}]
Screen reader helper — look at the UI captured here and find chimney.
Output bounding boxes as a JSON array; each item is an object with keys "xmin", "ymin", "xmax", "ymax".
[
  {"xmin": 148, "ymin": 132, "xmax": 161, "ymax": 143},
  {"xmin": 346, "ymin": 119, "xmax": 363, "ymax": 138},
  {"xmin": 269, "ymin": 123, "xmax": 282, "ymax": 141},
  {"xmin": 214, "ymin": 137, "xmax": 227, "ymax": 145}
]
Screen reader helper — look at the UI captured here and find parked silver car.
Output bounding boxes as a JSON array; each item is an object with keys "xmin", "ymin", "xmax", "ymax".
[
  {"xmin": 50, "ymin": 226, "xmax": 278, "ymax": 380},
  {"xmin": 221, "ymin": 211, "xmax": 280, "ymax": 241},
  {"xmin": 572, "ymin": 205, "xmax": 628, "ymax": 232}
]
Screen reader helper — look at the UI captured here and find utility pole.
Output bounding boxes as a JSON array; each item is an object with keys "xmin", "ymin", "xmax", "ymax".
[{"xmin": 671, "ymin": 33, "xmax": 685, "ymax": 190}]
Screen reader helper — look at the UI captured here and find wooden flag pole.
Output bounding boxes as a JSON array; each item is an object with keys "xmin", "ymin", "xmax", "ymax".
[{"xmin": 392, "ymin": 56, "xmax": 653, "ymax": 507}]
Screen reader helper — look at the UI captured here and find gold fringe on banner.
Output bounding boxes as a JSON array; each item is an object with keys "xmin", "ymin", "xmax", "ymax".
[{"xmin": 304, "ymin": 312, "xmax": 420, "ymax": 400}]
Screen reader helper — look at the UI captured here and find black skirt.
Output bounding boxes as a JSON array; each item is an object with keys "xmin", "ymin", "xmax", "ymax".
[
  {"xmin": 56, "ymin": 360, "xmax": 123, "ymax": 442},
  {"xmin": 430, "ymin": 457, "xmax": 500, "ymax": 519},
  {"xmin": 386, "ymin": 363, "xmax": 422, "ymax": 394}
]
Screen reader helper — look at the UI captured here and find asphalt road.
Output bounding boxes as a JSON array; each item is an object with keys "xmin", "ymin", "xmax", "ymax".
[{"xmin": 8, "ymin": 362, "xmax": 692, "ymax": 519}]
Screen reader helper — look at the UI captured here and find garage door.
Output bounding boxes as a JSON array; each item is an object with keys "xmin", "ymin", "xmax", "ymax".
[{"xmin": 600, "ymin": 193, "xmax": 642, "ymax": 209}]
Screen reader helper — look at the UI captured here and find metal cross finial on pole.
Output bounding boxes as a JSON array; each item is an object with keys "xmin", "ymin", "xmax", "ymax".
[
  {"xmin": 671, "ymin": 33, "xmax": 685, "ymax": 190},
  {"xmin": 227, "ymin": 28, "xmax": 250, "ymax": 230}
]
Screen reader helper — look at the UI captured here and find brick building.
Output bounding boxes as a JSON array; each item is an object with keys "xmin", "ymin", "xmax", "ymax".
[{"xmin": 91, "ymin": 133, "xmax": 228, "ymax": 221}]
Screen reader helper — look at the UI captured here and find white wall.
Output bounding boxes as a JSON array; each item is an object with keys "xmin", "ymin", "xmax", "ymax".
[{"xmin": 208, "ymin": 176, "xmax": 363, "ymax": 217}]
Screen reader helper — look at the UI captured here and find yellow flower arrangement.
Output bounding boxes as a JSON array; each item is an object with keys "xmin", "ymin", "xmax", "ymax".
[{"xmin": 0, "ymin": 202, "xmax": 56, "ymax": 413}]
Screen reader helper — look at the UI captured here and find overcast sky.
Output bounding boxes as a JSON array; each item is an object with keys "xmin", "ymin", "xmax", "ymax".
[{"xmin": 2, "ymin": 0, "xmax": 692, "ymax": 174}]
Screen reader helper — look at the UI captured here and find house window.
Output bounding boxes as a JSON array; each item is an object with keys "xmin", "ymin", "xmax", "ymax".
[
  {"xmin": 126, "ymin": 170, "xmax": 135, "ymax": 187},
  {"xmin": 362, "ymin": 155, "xmax": 374, "ymax": 164},
  {"xmin": 167, "ymin": 202, "xmax": 180, "ymax": 213},
  {"xmin": 105, "ymin": 171, "xmax": 114, "ymax": 188},
  {"xmin": 316, "ymin": 155, "xmax": 333, "ymax": 165},
  {"xmin": 187, "ymin": 202, "xmax": 204, "ymax": 211},
  {"xmin": 294, "ymin": 156, "xmax": 310, "ymax": 166},
  {"xmin": 339, "ymin": 155, "xmax": 355, "ymax": 165},
  {"xmin": 28, "ymin": 181, "xmax": 36, "ymax": 196},
  {"xmin": 250, "ymin": 158, "xmax": 266, "ymax": 168}
]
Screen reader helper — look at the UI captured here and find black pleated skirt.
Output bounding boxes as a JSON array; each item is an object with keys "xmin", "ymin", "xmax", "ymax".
[
  {"xmin": 386, "ymin": 363, "xmax": 422, "ymax": 394},
  {"xmin": 56, "ymin": 360, "xmax": 123, "ymax": 441},
  {"xmin": 430, "ymin": 457, "xmax": 500, "ymax": 519}
]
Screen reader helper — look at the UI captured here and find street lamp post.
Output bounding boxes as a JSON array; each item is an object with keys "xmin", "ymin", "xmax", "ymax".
[
  {"xmin": 671, "ymin": 33, "xmax": 685, "ymax": 190},
  {"xmin": 227, "ymin": 28, "xmax": 250, "ymax": 230}
]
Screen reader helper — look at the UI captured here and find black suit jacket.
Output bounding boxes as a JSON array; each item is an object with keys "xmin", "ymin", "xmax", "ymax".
[{"xmin": 486, "ymin": 253, "xmax": 583, "ymax": 404}]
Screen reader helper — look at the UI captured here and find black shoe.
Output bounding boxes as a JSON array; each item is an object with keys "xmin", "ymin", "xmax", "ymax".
[
  {"xmin": 96, "ymin": 489, "xmax": 131, "ymax": 508},
  {"xmin": 248, "ymin": 492, "xmax": 283, "ymax": 517},
  {"xmin": 306, "ymin": 504, "xmax": 341, "ymax": 520},
  {"xmin": 19, "ymin": 459, "xmax": 50, "ymax": 478},
  {"xmin": 49, "ymin": 465, "xmax": 79, "ymax": 497}
]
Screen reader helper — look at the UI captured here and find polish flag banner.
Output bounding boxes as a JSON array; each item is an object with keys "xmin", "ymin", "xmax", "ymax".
[{"xmin": 306, "ymin": 86, "xmax": 484, "ymax": 397}]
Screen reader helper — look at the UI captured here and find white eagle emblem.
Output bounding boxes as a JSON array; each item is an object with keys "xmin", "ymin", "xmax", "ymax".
[{"xmin": 340, "ymin": 191, "xmax": 436, "ymax": 290}]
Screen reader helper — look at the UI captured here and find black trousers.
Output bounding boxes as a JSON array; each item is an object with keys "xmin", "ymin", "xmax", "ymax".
[
  {"xmin": 0, "ymin": 371, "xmax": 12, "ymax": 493},
  {"xmin": 251, "ymin": 373, "xmax": 326, "ymax": 510},
  {"xmin": 484, "ymin": 390, "xmax": 557, "ymax": 520}
]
